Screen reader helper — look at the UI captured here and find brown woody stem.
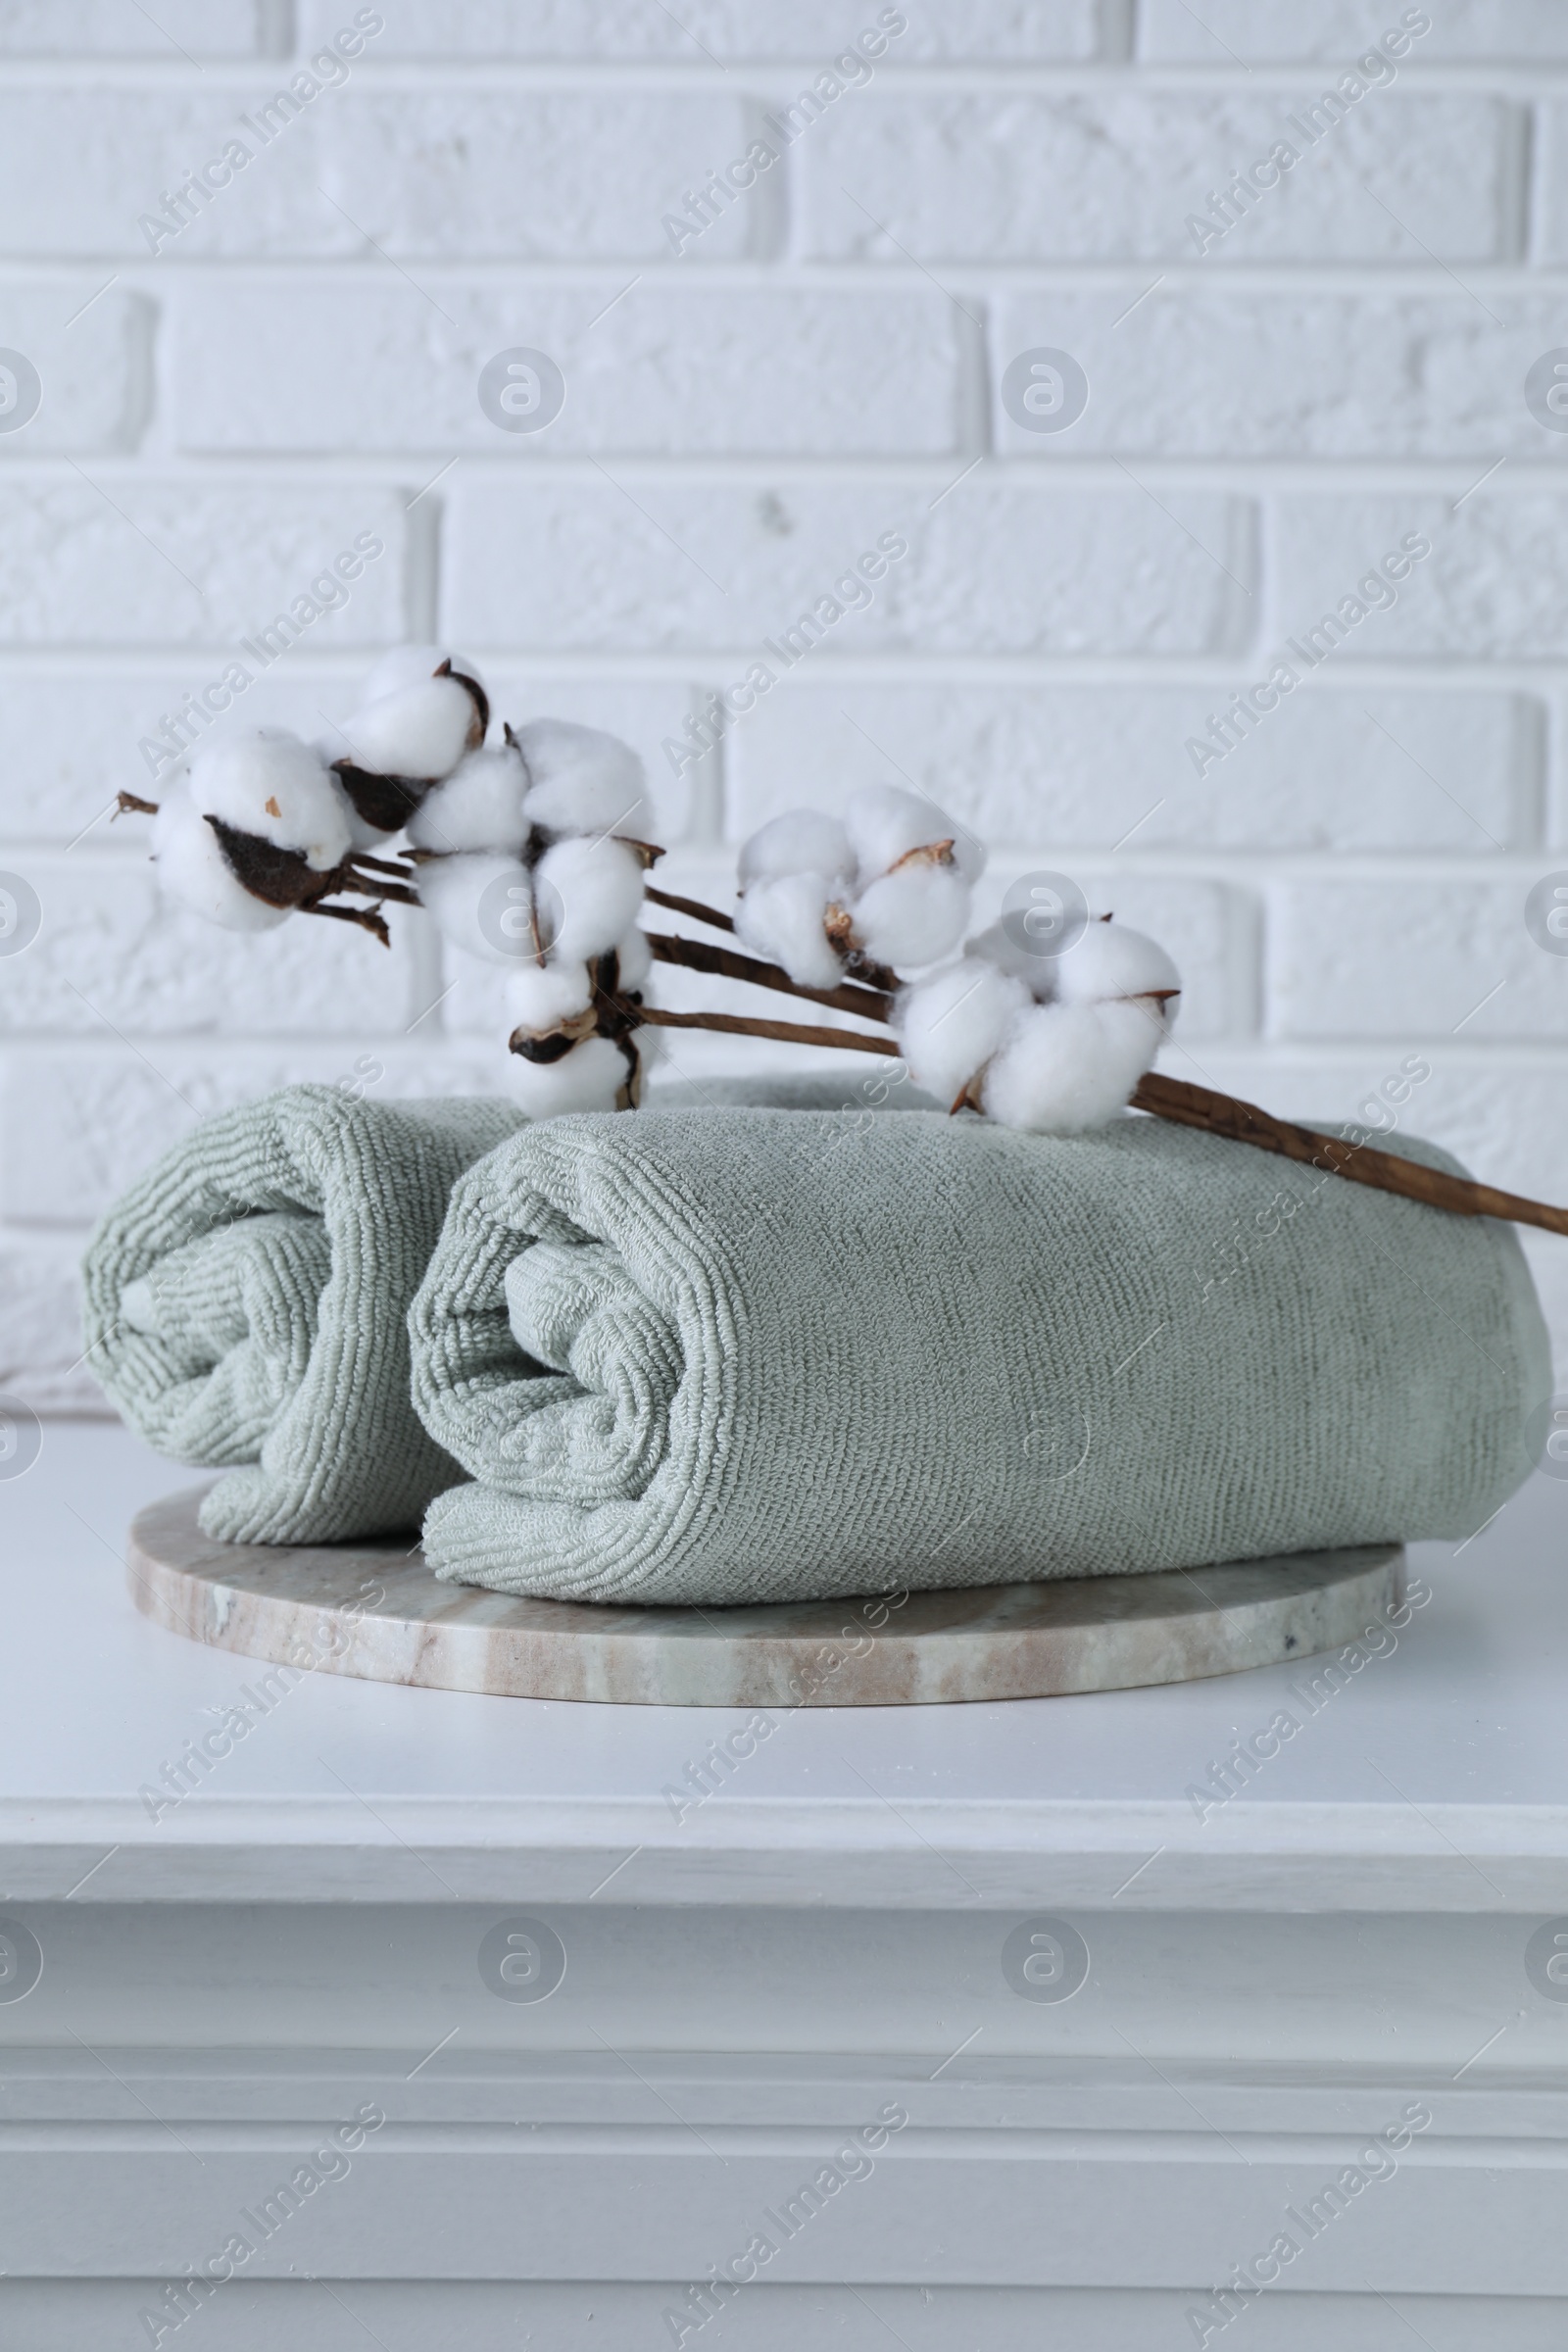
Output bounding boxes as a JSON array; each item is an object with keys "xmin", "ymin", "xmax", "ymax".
[
  {"xmin": 301, "ymin": 901, "xmax": 391, "ymax": 947},
  {"xmin": 116, "ymin": 791, "xmax": 160, "ymax": 817},
  {"xmin": 647, "ymin": 930, "xmax": 896, "ymax": 1023},
  {"xmin": 1132, "ymin": 1070, "xmax": 1568, "ymax": 1240},
  {"xmin": 336, "ymin": 878, "xmax": 422, "ymax": 907},
  {"xmin": 612, "ymin": 1002, "xmax": 902, "ymax": 1057},
  {"xmin": 347, "ymin": 851, "xmax": 417, "ymax": 880},
  {"xmin": 645, "ymin": 884, "xmax": 735, "ymax": 935}
]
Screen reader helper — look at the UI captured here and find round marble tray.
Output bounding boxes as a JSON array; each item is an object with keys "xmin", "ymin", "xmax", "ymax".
[{"xmin": 126, "ymin": 1488, "xmax": 1404, "ymax": 1708}]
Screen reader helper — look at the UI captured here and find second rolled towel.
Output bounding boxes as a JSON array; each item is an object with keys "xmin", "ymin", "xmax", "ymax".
[{"xmin": 410, "ymin": 1105, "xmax": 1549, "ymax": 1606}]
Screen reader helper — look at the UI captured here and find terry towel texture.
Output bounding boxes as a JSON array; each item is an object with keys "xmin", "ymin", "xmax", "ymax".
[
  {"xmin": 82, "ymin": 1085, "xmax": 526, "ymax": 1544},
  {"xmin": 411, "ymin": 1107, "xmax": 1550, "ymax": 1606}
]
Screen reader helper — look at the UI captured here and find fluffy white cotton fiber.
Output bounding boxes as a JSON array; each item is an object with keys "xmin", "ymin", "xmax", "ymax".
[
  {"xmin": 735, "ymin": 870, "xmax": 847, "ymax": 991},
  {"xmin": 852, "ymin": 860, "xmax": 970, "ymax": 970},
  {"xmin": 503, "ymin": 958, "xmax": 594, "ymax": 1035},
  {"xmin": 535, "ymin": 835, "xmax": 646, "ymax": 964},
  {"xmin": 981, "ymin": 999, "xmax": 1166, "ymax": 1134},
  {"xmin": 964, "ymin": 918, "xmax": 1060, "ymax": 1001},
  {"xmin": 408, "ymin": 741, "xmax": 528, "ymax": 858},
  {"xmin": 501, "ymin": 1033, "xmax": 628, "ymax": 1115},
  {"xmin": 188, "ymin": 728, "xmax": 349, "ymax": 871},
  {"xmin": 614, "ymin": 924, "xmax": 653, "ymax": 994},
  {"xmin": 896, "ymin": 960, "xmax": 1030, "ymax": 1106},
  {"xmin": 1056, "ymin": 920, "xmax": 1181, "ymax": 1009},
  {"xmin": 738, "ymin": 808, "xmax": 855, "ymax": 892},
  {"xmin": 416, "ymin": 851, "xmax": 534, "ymax": 965},
  {"xmin": 844, "ymin": 784, "xmax": 985, "ymax": 887},
  {"xmin": 515, "ymin": 719, "xmax": 648, "ymax": 841},
  {"xmin": 151, "ymin": 784, "xmax": 292, "ymax": 932},
  {"xmin": 341, "ymin": 674, "xmax": 481, "ymax": 783},
  {"xmin": 359, "ymin": 646, "xmax": 482, "ymax": 705},
  {"xmin": 735, "ymin": 793, "xmax": 981, "ymax": 982}
]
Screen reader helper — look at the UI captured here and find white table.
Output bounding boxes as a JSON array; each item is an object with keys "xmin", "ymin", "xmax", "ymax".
[{"xmin": 3, "ymin": 1424, "xmax": 1567, "ymax": 2349}]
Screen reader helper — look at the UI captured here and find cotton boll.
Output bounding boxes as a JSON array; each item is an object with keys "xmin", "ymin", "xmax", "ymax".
[
  {"xmin": 738, "ymin": 808, "xmax": 855, "ymax": 892},
  {"xmin": 416, "ymin": 852, "xmax": 535, "ymax": 966},
  {"xmin": 845, "ymin": 785, "xmax": 985, "ymax": 888},
  {"xmin": 980, "ymin": 999, "xmax": 1164, "ymax": 1135},
  {"xmin": 851, "ymin": 859, "xmax": 970, "ymax": 970},
  {"xmin": 613, "ymin": 924, "xmax": 653, "ymax": 995},
  {"xmin": 503, "ymin": 958, "xmax": 593, "ymax": 1036},
  {"xmin": 502, "ymin": 1033, "xmax": 628, "ymax": 1116},
  {"xmin": 896, "ymin": 961, "xmax": 1030, "ymax": 1107},
  {"xmin": 963, "ymin": 919, "xmax": 1059, "ymax": 1003},
  {"xmin": 359, "ymin": 645, "xmax": 485, "ymax": 708},
  {"xmin": 734, "ymin": 870, "xmax": 845, "ymax": 990},
  {"xmin": 340, "ymin": 675, "xmax": 481, "ymax": 784},
  {"xmin": 188, "ymin": 728, "xmax": 349, "ymax": 871},
  {"xmin": 150, "ymin": 787, "xmax": 290, "ymax": 933},
  {"xmin": 1055, "ymin": 920, "xmax": 1181, "ymax": 1011},
  {"xmin": 407, "ymin": 741, "xmax": 528, "ymax": 857},
  {"xmin": 535, "ymin": 834, "xmax": 646, "ymax": 963},
  {"xmin": 515, "ymin": 719, "xmax": 648, "ymax": 840}
]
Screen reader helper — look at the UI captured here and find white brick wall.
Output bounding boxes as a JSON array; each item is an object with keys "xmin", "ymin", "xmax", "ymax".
[{"xmin": 2, "ymin": 0, "xmax": 1567, "ymax": 1408}]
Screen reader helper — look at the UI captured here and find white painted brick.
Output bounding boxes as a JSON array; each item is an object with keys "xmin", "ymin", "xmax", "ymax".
[
  {"xmin": 801, "ymin": 91, "xmax": 1515, "ymax": 263},
  {"xmin": 327, "ymin": 92, "xmax": 760, "ymax": 259},
  {"xmin": 0, "ymin": 486, "xmax": 404, "ymax": 646},
  {"xmin": 444, "ymin": 481, "xmax": 1253, "ymax": 656},
  {"xmin": 172, "ymin": 281, "xmax": 962, "ymax": 457},
  {"xmin": 0, "ymin": 1231, "xmax": 105, "ymax": 1415},
  {"xmin": 303, "ymin": 2, "xmax": 1100, "ymax": 61},
  {"xmin": 0, "ymin": 1041, "xmax": 504, "ymax": 1226},
  {"xmin": 0, "ymin": 92, "xmax": 346, "ymax": 258},
  {"xmin": 1527, "ymin": 107, "xmax": 1568, "ymax": 264},
  {"xmin": 1268, "ymin": 878, "xmax": 1568, "ymax": 1040},
  {"xmin": 0, "ymin": 857, "xmax": 410, "ymax": 1039},
  {"xmin": 724, "ymin": 684, "xmax": 1532, "ymax": 855},
  {"xmin": 1142, "ymin": 2, "xmax": 1568, "ymax": 64},
  {"xmin": 995, "ymin": 292, "xmax": 1568, "ymax": 461},
  {"xmin": 0, "ymin": 1, "xmax": 258, "ymax": 52},
  {"xmin": 1543, "ymin": 695, "xmax": 1568, "ymax": 852},
  {"xmin": 0, "ymin": 287, "xmax": 150, "ymax": 453},
  {"xmin": 1275, "ymin": 496, "xmax": 1568, "ymax": 662}
]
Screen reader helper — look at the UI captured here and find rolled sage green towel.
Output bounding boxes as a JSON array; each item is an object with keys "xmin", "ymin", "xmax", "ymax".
[
  {"xmin": 411, "ymin": 1107, "xmax": 1550, "ymax": 1606},
  {"xmin": 81, "ymin": 1084, "xmax": 526, "ymax": 1544}
]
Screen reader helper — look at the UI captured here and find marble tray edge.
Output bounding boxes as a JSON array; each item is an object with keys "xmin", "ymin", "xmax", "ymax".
[{"xmin": 125, "ymin": 1490, "xmax": 1407, "ymax": 1709}]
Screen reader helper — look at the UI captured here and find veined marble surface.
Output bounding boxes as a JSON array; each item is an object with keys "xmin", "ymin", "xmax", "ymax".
[{"xmin": 127, "ymin": 1487, "xmax": 1403, "ymax": 1707}]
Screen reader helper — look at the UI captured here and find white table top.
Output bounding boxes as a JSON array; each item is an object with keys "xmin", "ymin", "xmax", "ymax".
[{"xmin": 3, "ymin": 1424, "xmax": 1566, "ymax": 1913}]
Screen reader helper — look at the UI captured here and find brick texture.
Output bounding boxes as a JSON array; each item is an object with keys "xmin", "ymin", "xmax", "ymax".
[{"xmin": 0, "ymin": 5, "xmax": 1563, "ymax": 1402}]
